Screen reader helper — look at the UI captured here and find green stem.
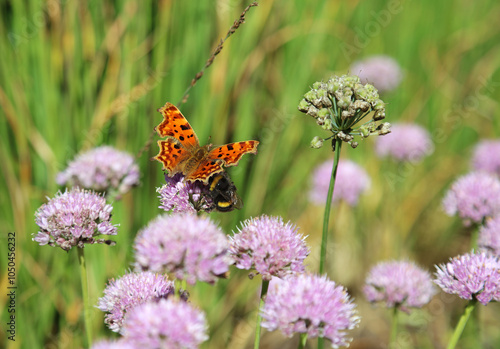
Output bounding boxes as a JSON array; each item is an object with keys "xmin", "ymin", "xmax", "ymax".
[
  {"xmin": 319, "ymin": 138, "xmax": 343, "ymax": 275},
  {"xmin": 390, "ymin": 306, "xmax": 398, "ymax": 346},
  {"xmin": 78, "ymin": 247, "xmax": 92, "ymax": 348},
  {"xmin": 446, "ymin": 299, "xmax": 478, "ymax": 349},
  {"xmin": 298, "ymin": 333, "xmax": 308, "ymax": 349},
  {"xmin": 254, "ymin": 280, "xmax": 270, "ymax": 349}
]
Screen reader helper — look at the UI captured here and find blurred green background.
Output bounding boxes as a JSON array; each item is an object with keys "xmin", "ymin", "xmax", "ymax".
[{"xmin": 1, "ymin": 0, "xmax": 500, "ymax": 348}]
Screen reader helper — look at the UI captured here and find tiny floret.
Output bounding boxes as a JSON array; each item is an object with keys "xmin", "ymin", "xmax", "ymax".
[
  {"xmin": 229, "ymin": 215, "xmax": 309, "ymax": 280},
  {"xmin": 56, "ymin": 146, "xmax": 139, "ymax": 198},
  {"xmin": 434, "ymin": 251, "xmax": 500, "ymax": 305},
  {"xmin": 157, "ymin": 173, "xmax": 212, "ymax": 214},
  {"xmin": 261, "ymin": 274, "xmax": 359, "ymax": 348},
  {"xmin": 364, "ymin": 260, "xmax": 436, "ymax": 312},
  {"xmin": 33, "ymin": 188, "xmax": 117, "ymax": 250},
  {"xmin": 134, "ymin": 213, "xmax": 232, "ymax": 285}
]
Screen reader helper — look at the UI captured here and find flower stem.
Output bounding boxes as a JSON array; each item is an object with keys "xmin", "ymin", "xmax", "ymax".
[
  {"xmin": 77, "ymin": 247, "xmax": 92, "ymax": 348},
  {"xmin": 319, "ymin": 138, "xmax": 343, "ymax": 275},
  {"xmin": 298, "ymin": 333, "xmax": 308, "ymax": 349},
  {"xmin": 446, "ymin": 299, "xmax": 478, "ymax": 349},
  {"xmin": 254, "ymin": 279, "xmax": 270, "ymax": 349},
  {"xmin": 390, "ymin": 306, "xmax": 398, "ymax": 346}
]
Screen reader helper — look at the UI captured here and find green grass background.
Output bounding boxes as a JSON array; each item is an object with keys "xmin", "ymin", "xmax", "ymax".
[{"xmin": 1, "ymin": 0, "xmax": 500, "ymax": 348}]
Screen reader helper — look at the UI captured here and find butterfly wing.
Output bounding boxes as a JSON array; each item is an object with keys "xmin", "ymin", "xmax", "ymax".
[
  {"xmin": 155, "ymin": 102, "xmax": 200, "ymax": 149},
  {"xmin": 207, "ymin": 141, "xmax": 259, "ymax": 166},
  {"xmin": 184, "ymin": 159, "xmax": 225, "ymax": 183},
  {"xmin": 154, "ymin": 138, "xmax": 192, "ymax": 174}
]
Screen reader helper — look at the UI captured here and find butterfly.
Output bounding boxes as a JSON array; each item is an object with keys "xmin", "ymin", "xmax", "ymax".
[
  {"xmin": 208, "ymin": 171, "xmax": 243, "ymax": 212},
  {"xmin": 154, "ymin": 102, "xmax": 259, "ymax": 183}
]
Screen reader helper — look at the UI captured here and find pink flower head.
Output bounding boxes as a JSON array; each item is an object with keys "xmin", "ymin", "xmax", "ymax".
[
  {"xmin": 471, "ymin": 139, "xmax": 500, "ymax": 177},
  {"xmin": 434, "ymin": 251, "xmax": 500, "ymax": 305},
  {"xmin": 309, "ymin": 159, "xmax": 371, "ymax": 206},
  {"xmin": 262, "ymin": 274, "xmax": 359, "ymax": 348},
  {"xmin": 364, "ymin": 260, "xmax": 436, "ymax": 312},
  {"xmin": 229, "ymin": 215, "xmax": 309, "ymax": 280},
  {"xmin": 442, "ymin": 172, "xmax": 500, "ymax": 225},
  {"xmin": 134, "ymin": 213, "xmax": 232, "ymax": 285},
  {"xmin": 375, "ymin": 123, "xmax": 434, "ymax": 162},
  {"xmin": 350, "ymin": 55, "xmax": 403, "ymax": 93}
]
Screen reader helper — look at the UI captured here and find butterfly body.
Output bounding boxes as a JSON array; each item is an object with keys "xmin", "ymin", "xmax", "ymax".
[{"xmin": 154, "ymin": 102, "xmax": 259, "ymax": 183}]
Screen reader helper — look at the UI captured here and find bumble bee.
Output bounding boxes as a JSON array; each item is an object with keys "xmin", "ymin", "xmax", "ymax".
[{"xmin": 208, "ymin": 172, "xmax": 243, "ymax": 212}]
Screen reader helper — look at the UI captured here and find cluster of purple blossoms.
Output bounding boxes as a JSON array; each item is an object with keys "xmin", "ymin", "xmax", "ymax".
[
  {"xmin": 363, "ymin": 260, "xmax": 436, "ymax": 312},
  {"xmin": 479, "ymin": 216, "xmax": 500, "ymax": 256},
  {"xmin": 309, "ymin": 159, "xmax": 371, "ymax": 207},
  {"xmin": 434, "ymin": 251, "xmax": 500, "ymax": 305},
  {"xmin": 442, "ymin": 172, "xmax": 500, "ymax": 225},
  {"xmin": 375, "ymin": 123, "xmax": 434, "ymax": 162},
  {"xmin": 471, "ymin": 139, "xmax": 500, "ymax": 177},
  {"xmin": 350, "ymin": 55, "xmax": 403, "ymax": 93},
  {"xmin": 157, "ymin": 173, "xmax": 212, "ymax": 214},
  {"xmin": 33, "ymin": 188, "xmax": 117, "ymax": 250},
  {"xmin": 134, "ymin": 213, "xmax": 232, "ymax": 285},
  {"xmin": 229, "ymin": 215, "xmax": 309, "ymax": 280},
  {"xmin": 122, "ymin": 298, "xmax": 208, "ymax": 349},
  {"xmin": 261, "ymin": 274, "xmax": 359, "ymax": 348},
  {"xmin": 56, "ymin": 146, "xmax": 140, "ymax": 198},
  {"xmin": 96, "ymin": 271, "xmax": 174, "ymax": 333}
]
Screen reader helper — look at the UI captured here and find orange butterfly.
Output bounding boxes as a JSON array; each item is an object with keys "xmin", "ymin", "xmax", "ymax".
[{"xmin": 154, "ymin": 102, "xmax": 259, "ymax": 183}]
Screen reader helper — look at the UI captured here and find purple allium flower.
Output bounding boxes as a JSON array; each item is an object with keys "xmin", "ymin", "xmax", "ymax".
[
  {"xmin": 442, "ymin": 172, "xmax": 500, "ymax": 225},
  {"xmin": 363, "ymin": 260, "xmax": 436, "ymax": 312},
  {"xmin": 229, "ymin": 215, "xmax": 309, "ymax": 280},
  {"xmin": 309, "ymin": 159, "xmax": 371, "ymax": 206},
  {"xmin": 434, "ymin": 251, "xmax": 500, "ymax": 305},
  {"xmin": 261, "ymin": 274, "xmax": 359, "ymax": 348},
  {"xmin": 97, "ymin": 271, "xmax": 175, "ymax": 333},
  {"xmin": 471, "ymin": 140, "xmax": 500, "ymax": 177},
  {"xmin": 350, "ymin": 55, "xmax": 403, "ymax": 93},
  {"xmin": 91, "ymin": 339, "xmax": 135, "ymax": 349},
  {"xmin": 33, "ymin": 188, "xmax": 117, "ymax": 250},
  {"xmin": 479, "ymin": 216, "xmax": 500, "ymax": 256},
  {"xmin": 157, "ymin": 173, "xmax": 212, "ymax": 214},
  {"xmin": 134, "ymin": 213, "xmax": 232, "ymax": 285},
  {"xmin": 56, "ymin": 146, "xmax": 139, "ymax": 198},
  {"xmin": 375, "ymin": 123, "xmax": 434, "ymax": 162},
  {"xmin": 123, "ymin": 299, "xmax": 208, "ymax": 349}
]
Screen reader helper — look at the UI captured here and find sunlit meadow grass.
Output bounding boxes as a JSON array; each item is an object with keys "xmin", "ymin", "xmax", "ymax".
[{"xmin": 1, "ymin": 0, "xmax": 500, "ymax": 348}]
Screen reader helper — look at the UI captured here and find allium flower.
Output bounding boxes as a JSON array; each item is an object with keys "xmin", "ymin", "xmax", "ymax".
[
  {"xmin": 375, "ymin": 123, "xmax": 434, "ymax": 162},
  {"xmin": 471, "ymin": 139, "xmax": 500, "ymax": 176},
  {"xmin": 91, "ymin": 339, "xmax": 135, "ymax": 349},
  {"xmin": 479, "ymin": 216, "xmax": 500, "ymax": 256},
  {"xmin": 261, "ymin": 274, "xmax": 359, "ymax": 348},
  {"xmin": 123, "ymin": 299, "xmax": 208, "ymax": 349},
  {"xmin": 442, "ymin": 172, "xmax": 500, "ymax": 225},
  {"xmin": 434, "ymin": 251, "xmax": 500, "ymax": 305},
  {"xmin": 33, "ymin": 188, "xmax": 117, "ymax": 250},
  {"xmin": 309, "ymin": 159, "xmax": 371, "ymax": 206},
  {"xmin": 363, "ymin": 260, "xmax": 436, "ymax": 312},
  {"xmin": 134, "ymin": 213, "xmax": 232, "ymax": 285},
  {"xmin": 350, "ymin": 55, "xmax": 403, "ymax": 93},
  {"xmin": 56, "ymin": 146, "xmax": 139, "ymax": 198},
  {"xmin": 298, "ymin": 74, "xmax": 390, "ymax": 150},
  {"xmin": 97, "ymin": 271, "xmax": 175, "ymax": 333},
  {"xmin": 229, "ymin": 215, "xmax": 309, "ymax": 280},
  {"xmin": 157, "ymin": 173, "xmax": 212, "ymax": 214}
]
